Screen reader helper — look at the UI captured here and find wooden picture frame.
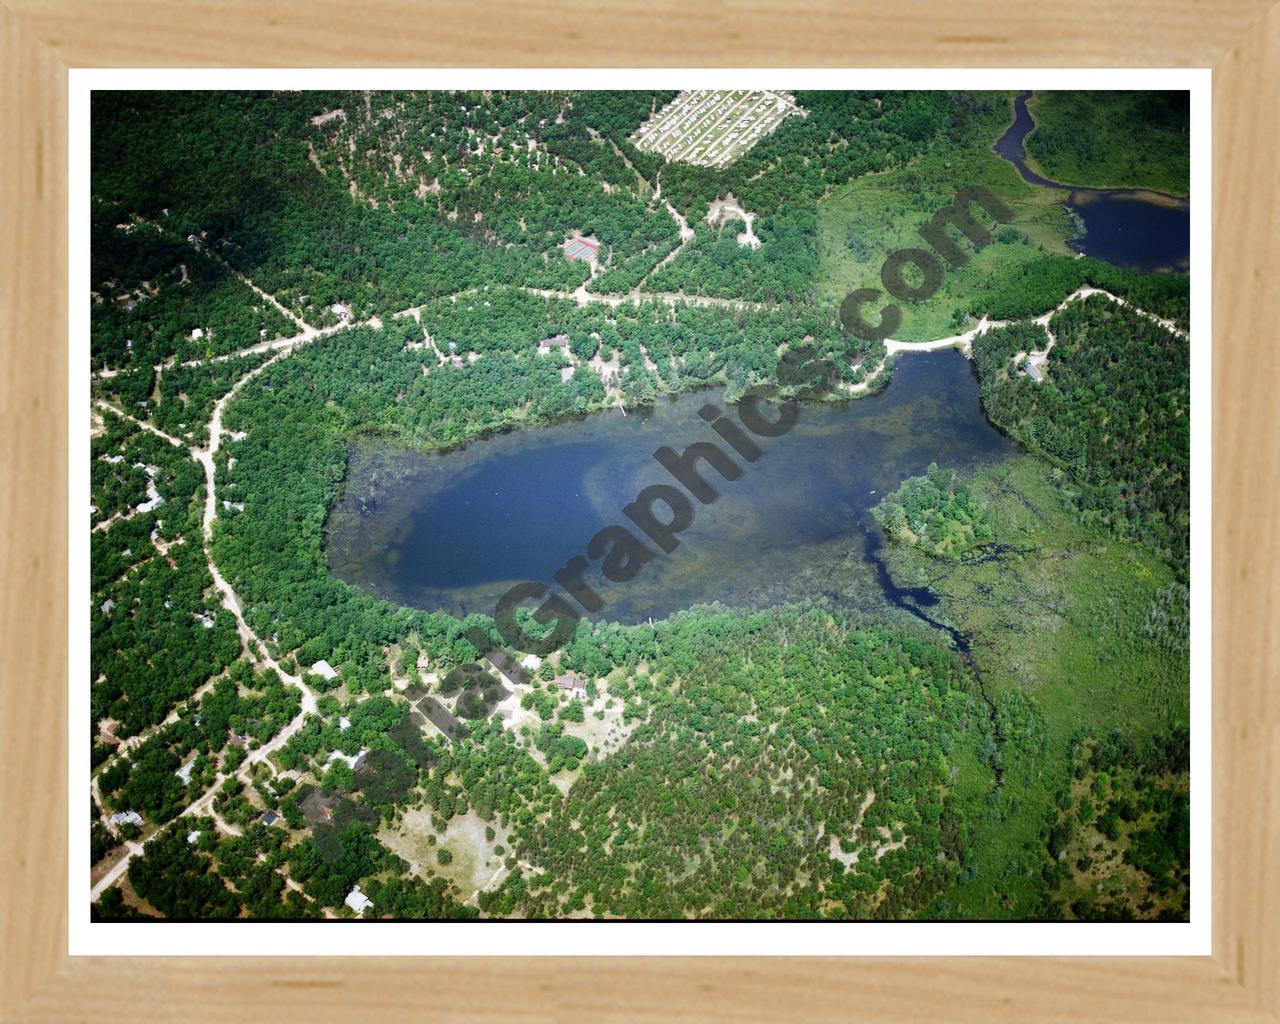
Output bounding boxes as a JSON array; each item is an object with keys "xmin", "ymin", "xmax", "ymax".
[{"xmin": 2, "ymin": 3, "xmax": 1276, "ymax": 1019}]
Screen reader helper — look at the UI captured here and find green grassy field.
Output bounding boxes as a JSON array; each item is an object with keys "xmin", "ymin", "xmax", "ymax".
[
  {"xmin": 877, "ymin": 456, "xmax": 1188, "ymax": 918},
  {"xmin": 1025, "ymin": 91, "xmax": 1190, "ymax": 197},
  {"xmin": 817, "ymin": 96, "xmax": 1076, "ymax": 341}
]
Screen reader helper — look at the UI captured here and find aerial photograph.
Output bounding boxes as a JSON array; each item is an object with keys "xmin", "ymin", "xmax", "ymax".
[{"xmin": 88, "ymin": 88, "xmax": 1191, "ymax": 922}]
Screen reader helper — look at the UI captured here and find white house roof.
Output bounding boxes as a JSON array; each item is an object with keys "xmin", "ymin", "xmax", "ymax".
[
  {"xmin": 311, "ymin": 659, "xmax": 339, "ymax": 680},
  {"xmin": 345, "ymin": 886, "xmax": 374, "ymax": 914},
  {"xmin": 326, "ymin": 749, "xmax": 366, "ymax": 770},
  {"xmin": 338, "ymin": 716, "xmax": 351, "ymax": 731}
]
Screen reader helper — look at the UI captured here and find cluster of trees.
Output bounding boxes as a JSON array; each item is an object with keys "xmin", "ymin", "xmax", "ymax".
[
  {"xmin": 307, "ymin": 89, "xmax": 683, "ymax": 287},
  {"xmin": 126, "ymin": 823, "xmax": 247, "ymax": 918},
  {"xmin": 96, "ymin": 350, "xmax": 273, "ymax": 445},
  {"xmin": 98, "ymin": 600, "xmax": 996, "ymax": 920},
  {"xmin": 619, "ymin": 93, "xmax": 977, "ymax": 304},
  {"xmin": 92, "ymin": 92, "xmax": 590, "ymax": 327},
  {"xmin": 92, "ymin": 90, "xmax": 995, "ymax": 325},
  {"xmin": 645, "ymin": 92, "xmax": 960, "ymax": 222},
  {"xmin": 1142, "ymin": 581, "xmax": 1191, "ymax": 652},
  {"xmin": 1025, "ymin": 91, "xmax": 1190, "ymax": 195},
  {"xmin": 94, "ymin": 660, "xmax": 302, "ymax": 828},
  {"xmin": 91, "ymin": 419, "xmax": 240, "ymax": 738},
  {"xmin": 873, "ymin": 462, "xmax": 994, "ymax": 557},
  {"xmin": 534, "ymin": 723, "xmax": 589, "ymax": 774},
  {"xmin": 973, "ymin": 253, "xmax": 1190, "ymax": 328},
  {"xmin": 104, "ymin": 688, "xmax": 478, "ymax": 919},
  {"xmin": 644, "ymin": 208, "xmax": 819, "ymax": 303},
  {"xmin": 151, "ymin": 352, "xmax": 273, "ymax": 443},
  {"xmin": 1039, "ymin": 728, "xmax": 1189, "ymax": 920},
  {"xmin": 97, "ymin": 727, "xmax": 206, "ymax": 823},
  {"xmin": 972, "ymin": 296, "xmax": 1190, "ymax": 575},
  {"xmin": 479, "ymin": 608, "xmax": 986, "ymax": 919},
  {"xmin": 91, "ymin": 208, "xmax": 294, "ymax": 372}
]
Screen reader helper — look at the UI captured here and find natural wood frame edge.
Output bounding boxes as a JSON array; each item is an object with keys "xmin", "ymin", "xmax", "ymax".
[{"xmin": 2, "ymin": 3, "xmax": 1275, "ymax": 1020}]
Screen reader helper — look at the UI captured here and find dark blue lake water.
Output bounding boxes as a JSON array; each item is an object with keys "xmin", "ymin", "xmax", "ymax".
[
  {"xmin": 326, "ymin": 350, "xmax": 1015, "ymax": 624},
  {"xmin": 326, "ymin": 92, "xmax": 1188, "ymax": 628},
  {"xmin": 994, "ymin": 90, "xmax": 1190, "ymax": 273}
]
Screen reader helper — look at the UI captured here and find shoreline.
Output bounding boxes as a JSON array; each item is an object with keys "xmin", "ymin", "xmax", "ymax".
[{"xmin": 1018, "ymin": 91, "xmax": 1191, "ymax": 203}]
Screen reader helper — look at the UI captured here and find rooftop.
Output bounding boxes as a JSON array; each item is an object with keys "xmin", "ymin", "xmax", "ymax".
[
  {"xmin": 311, "ymin": 659, "xmax": 339, "ymax": 680},
  {"xmin": 345, "ymin": 886, "xmax": 374, "ymax": 914}
]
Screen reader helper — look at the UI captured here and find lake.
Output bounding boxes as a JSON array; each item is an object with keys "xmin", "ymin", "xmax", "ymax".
[
  {"xmin": 994, "ymin": 90, "xmax": 1190, "ymax": 273},
  {"xmin": 326, "ymin": 350, "xmax": 1016, "ymax": 625}
]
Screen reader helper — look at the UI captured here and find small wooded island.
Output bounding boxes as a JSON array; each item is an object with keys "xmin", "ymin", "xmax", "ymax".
[{"xmin": 89, "ymin": 88, "xmax": 1190, "ymax": 923}]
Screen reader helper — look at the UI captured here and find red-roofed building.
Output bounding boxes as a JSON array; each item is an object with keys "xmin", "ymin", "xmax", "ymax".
[
  {"xmin": 562, "ymin": 236, "xmax": 600, "ymax": 262},
  {"xmin": 553, "ymin": 673, "xmax": 588, "ymax": 700}
]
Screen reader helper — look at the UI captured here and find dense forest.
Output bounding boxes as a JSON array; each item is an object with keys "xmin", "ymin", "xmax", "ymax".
[
  {"xmin": 972, "ymin": 296, "xmax": 1190, "ymax": 576},
  {"xmin": 88, "ymin": 88, "xmax": 1190, "ymax": 923},
  {"xmin": 91, "ymin": 416, "xmax": 241, "ymax": 739},
  {"xmin": 91, "ymin": 210, "xmax": 296, "ymax": 372},
  {"xmin": 1025, "ymin": 91, "xmax": 1191, "ymax": 196},
  {"xmin": 493, "ymin": 610, "xmax": 983, "ymax": 919},
  {"xmin": 873, "ymin": 463, "xmax": 994, "ymax": 558}
]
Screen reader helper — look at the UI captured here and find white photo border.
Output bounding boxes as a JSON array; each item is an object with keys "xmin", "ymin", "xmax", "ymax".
[{"xmin": 69, "ymin": 67, "xmax": 1213, "ymax": 956}]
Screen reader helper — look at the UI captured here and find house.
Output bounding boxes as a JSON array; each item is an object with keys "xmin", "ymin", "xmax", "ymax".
[
  {"xmin": 419, "ymin": 696, "xmax": 466, "ymax": 742},
  {"xmin": 175, "ymin": 759, "xmax": 195, "ymax": 785},
  {"xmin": 338, "ymin": 716, "xmax": 351, "ymax": 731},
  {"xmin": 552, "ymin": 673, "xmax": 588, "ymax": 700},
  {"xmin": 520, "ymin": 653, "xmax": 542, "ymax": 671},
  {"xmin": 345, "ymin": 886, "xmax": 374, "ymax": 916},
  {"xmin": 109, "ymin": 810, "xmax": 143, "ymax": 827},
  {"xmin": 227, "ymin": 731, "xmax": 248, "ymax": 747},
  {"xmin": 326, "ymin": 749, "xmax": 366, "ymax": 771},
  {"xmin": 1023, "ymin": 358, "xmax": 1044, "ymax": 382},
  {"xmin": 262, "ymin": 810, "xmax": 280, "ymax": 826},
  {"xmin": 186, "ymin": 830, "xmax": 201, "ymax": 844},
  {"xmin": 310, "ymin": 659, "xmax": 339, "ymax": 681},
  {"xmin": 485, "ymin": 649, "xmax": 522, "ymax": 687},
  {"xmin": 538, "ymin": 334, "xmax": 571, "ymax": 356}
]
